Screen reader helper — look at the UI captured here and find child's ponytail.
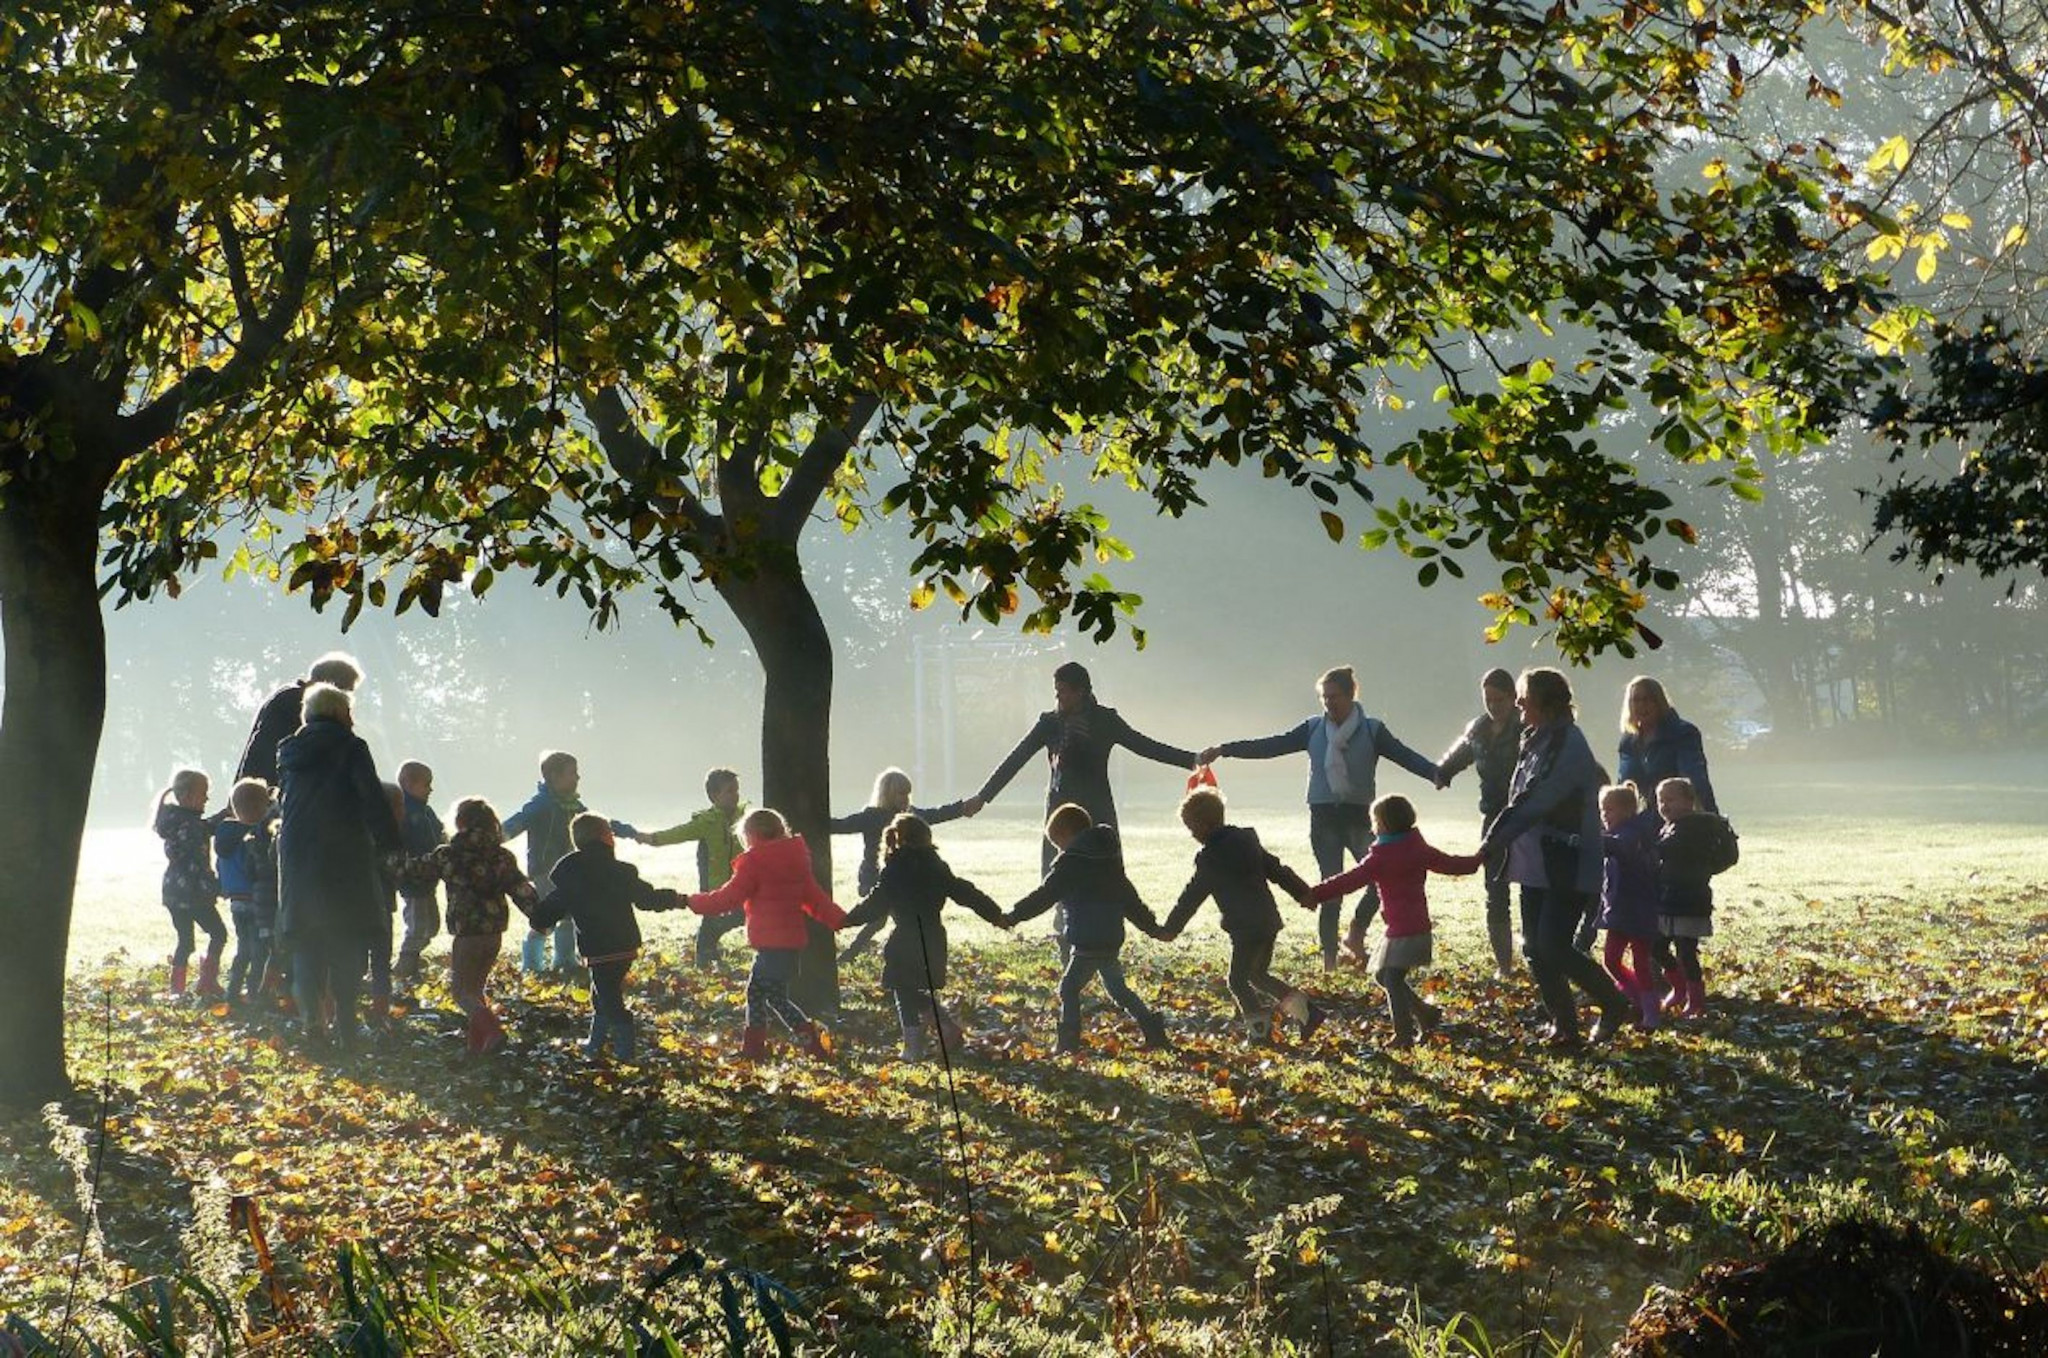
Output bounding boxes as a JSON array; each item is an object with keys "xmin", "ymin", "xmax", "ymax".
[{"xmin": 882, "ymin": 813, "xmax": 932, "ymax": 862}]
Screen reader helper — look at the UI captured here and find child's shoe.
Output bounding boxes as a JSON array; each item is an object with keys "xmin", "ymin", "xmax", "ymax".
[
  {"xmin": 739, "ymin": 1025, "xmax": 769, "ymax": 1062},
  {"xmin": 194, "ymin": 953, "xmax": 225, "ymax": 1001},
  {"xmin": 168, "ymin": 959, "xmax": 189, "ymax": 999}
]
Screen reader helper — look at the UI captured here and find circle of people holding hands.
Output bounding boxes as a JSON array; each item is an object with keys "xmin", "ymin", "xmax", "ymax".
[{"xmin": 151, "ymin": 653, "xmax": 1738, "ymax": 1066}]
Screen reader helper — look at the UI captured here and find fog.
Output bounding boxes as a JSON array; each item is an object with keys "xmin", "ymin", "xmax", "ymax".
[{"xmin": 86, "ymin": 443, "xmax": 2045, "ymax": 834}]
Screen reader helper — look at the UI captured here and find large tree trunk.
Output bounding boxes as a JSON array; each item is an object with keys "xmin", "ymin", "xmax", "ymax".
[
  {"xmin": 719, "ymin": 545, "xmax": 840, "ymax": 1017},
  {"xmin": 0, "ymin": 479, "xmax": 111, "ymax": 1107}
]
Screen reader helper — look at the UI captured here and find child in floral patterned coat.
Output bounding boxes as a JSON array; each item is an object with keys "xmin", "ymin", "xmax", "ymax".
[
  {"xmin": 432, "ymin": 797, "xmax": 540, "ymax": 1054},
  {"xmin": 155, "ymin": 769, "xmax": 226, "ymax": 1000}
]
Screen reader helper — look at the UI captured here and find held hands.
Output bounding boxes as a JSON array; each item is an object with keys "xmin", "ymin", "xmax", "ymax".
[
  {"xmin": 963, "ymin": 796, "xmax": 987, "ymax": 817},
  {"xmin": 1196, "ymin": 746, "xmax": 1221, "ymax": 766}
]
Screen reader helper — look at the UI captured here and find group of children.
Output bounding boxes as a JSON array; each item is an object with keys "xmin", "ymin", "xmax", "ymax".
[{"xmin": 152, "ymin": 737, "xmax": 1737, "ymax": 1064}]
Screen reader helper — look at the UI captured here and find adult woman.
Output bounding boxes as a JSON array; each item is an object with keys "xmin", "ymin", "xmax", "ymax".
[
  {"xmin": 1616, "ymin": 677, "xmax": 1719, "ymax": 813},
  {"xmin": 1436, "ymin": 668, "xmax": 1523, "ymax": 974},
  {"xmin": 976, "ymin": 661, "xmax": 1197, "ymax": 871},
  {"xmin": 1199, "ymin": 666, "xmax": 1441, "ymax": 971},
  {"xmin": 1478, "ymin": 668, "xmax": 1630, "ymax": 1047},
  {"xmin": 275, "ymin": 682, "xmax": 401, "ymax": 1049},
  {"xmin": 235, "ymin": 652, "xmax": 363, "ymax": 786}
]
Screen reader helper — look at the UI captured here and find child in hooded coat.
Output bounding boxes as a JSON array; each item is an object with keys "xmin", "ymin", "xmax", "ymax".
[
  {"xmin": 530, "ymin": 813, "xmax": 682, "ymax": 1061},
  {"xmin": 155, "ymin": 769, "xmax": 227, "ymax": 1000},
  {"xmin": 1157, "ymin": 786, "xmax": 1324, "ymax": 1042},
  {"xmin": 1005, "ymin": 803, "xmax": 1172, "ymax": 1055},
  {"xmin": 840, "ymin": 813, "xmax": 1008, "ymax": 1060},
  {"xmin": 431, "ymin": 797, "xmax": 540, "ymax": 1054}
]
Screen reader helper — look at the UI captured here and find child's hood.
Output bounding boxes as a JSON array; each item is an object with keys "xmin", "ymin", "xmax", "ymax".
[
  {"xmin": 740, "ymin": 834, "xmax": 814, "ymax": 873},
  {"xmin": 1062, "ymin": 824, "xmax": 1122, "ymax": 862},
  {"xmin": 1195, "ymin": 823, "xmax": 1265, "ymax": 874},
  {"xmin": 153, "ymin": 801, "xmax": 196, "ymax": 836}
]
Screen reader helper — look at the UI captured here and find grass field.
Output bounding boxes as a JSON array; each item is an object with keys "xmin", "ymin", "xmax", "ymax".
[{"xmin": 5, "ymin": 753, "xmax": 2045, "ymax": 1354}]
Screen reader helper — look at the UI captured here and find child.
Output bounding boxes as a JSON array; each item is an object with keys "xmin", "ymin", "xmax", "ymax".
[
  {"xmin": 1654, "ymin": 777, "xmax": 1739, "ymax": 1018},
  {"xmin": 502, "ymin": 750, "xmax": 585, "ymax": 975},
  {"xmin": 1157, "ymin": 786, "xmax": 1324, "ymax": 1043},
  {"xmin": 213, "ymin": 778, "xmax": 279, "ymax": 1006},
  {"xmin": 529, "ymin": 813, "xmax": 682, "ymax": 1061},
  {"xmin": 832, "ymin": 768, "xmax": 978, "ymax": 963},
  {"xmin": 1306, "ymin": 795, "xmax": 1480, "ymax": 1047},
  {"xmin": 1597, "ymin": 783, "xmax": 1664, "ymax": 1030},
  {"xmin": 154, "ymin": 769, "xmax": 227, "ymax": 1000},
  {"xmin": 839, "ymin": 814, "xmax": 1007, "ymax": 1061},
  {"xmin": 622, "ymin": 767, "xmax": 747, "ymax": 969},
  {"xmin": 686, "ymin": 808, "xmax": 847, "ymax": 1059},
  {"xmin": 392, "ymin": 760, "xmax": 446, "ymax": 988},
  {"xmin": 1004, "ymin": 804, "xmax": 1172, "ymax": 1055},
  {"xmin": 432, "ymin": 797, "xmax": 541, "ymax": 1054}
]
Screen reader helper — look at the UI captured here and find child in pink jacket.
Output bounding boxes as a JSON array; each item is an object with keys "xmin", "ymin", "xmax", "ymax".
[
  {"xmin": 688, "ymin": 808, "xmax": 847, "ymax": 1059},
  {"xmin": 1306, "ymin": 795, "xmax": 1480, "ymax": 1046}
]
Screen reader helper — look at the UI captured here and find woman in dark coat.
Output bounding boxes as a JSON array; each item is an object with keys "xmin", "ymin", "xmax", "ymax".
[
  {"xmin": 976, "ymin": 661, "xmax": 1196, "ymax": 873},
  {"xmin": 276, "ymin": 681, "xmax": 400, "ymax": 1048},
  {"xmin": 838, "ymin": 815, "xmax": 1008, "ymax": 1060},
  {"xmin": 235, "ymin": 652, "xmax": 362, "ymax": 786},
  {"xmin": 1616, "ymin": 676, "xmax": 1719, "ymax": 813},
  {"xmin": 1478, "ymin": 668, "xmax": 1630, "ymax": 1048}
]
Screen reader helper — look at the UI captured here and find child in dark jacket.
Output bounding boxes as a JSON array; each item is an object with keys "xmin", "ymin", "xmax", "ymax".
[
  {"xmin": 1307, "ymin": 795, "xmax": 1481, "ymax": 1047},
  {"xmin": 392, "ymin": 761, "xmax": 446, "ymax": 988},
  {"xmin": 687, "ymin": 808, "xmax": 848, "ymax": 1060},
  {"xmin": 834, "ymin": 768, "xmax": 981, "ymax": 964},
  {"xmin": 214, "ymin": 778, "xmax": 279, "ymax": 1006},
  {"xmin": 840, "ymin": 814, "xmax": 1008, "ymax": 1061},
  {"xmin": 1157, "ymin": 787, "xmax": 1324, "ymax": 1042},
  {"xmin": 1597, "ymin": 783, "xmax": 1664, "ymax": 1030},
  {"xmin": 1005, "ymin": 804, "xmax": 1172, "ymax": 1055},
  {"xmin": 530, "ymin": 813, "xmax": 682, "ymax": 1061},
  {"xmin": 155, "ymin": 769, "xmax": 227, "ymax": 1000},
  {"xmin": 1654, "ymin": 777, "xmax": 1739, "ymax": 1018},
  {"xmin": 432, "ymin": 797, "xmax": 541, "ymax": 1055}
]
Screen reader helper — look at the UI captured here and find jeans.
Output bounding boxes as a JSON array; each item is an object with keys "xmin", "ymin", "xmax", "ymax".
[
  {"xmin": 1058, "ymin": 949, "xmax": 1161, "ymax": 1041},
  {"xmin": 397, "ymin": 894, "xmax": 440, "ymax": 976},
  {"xmin": 1226, "ymin": 933, "xmax": 1293, "ymax": 1021},
  {"xmin": 1520, "ymin": 885, "xmax": 1625, "ymax": 1037},
  {"xmin": 1483, "ymin": 849, "xmax": 1515, "ymax": 971},
  {"xmin": 746, "ymin": 948, "xmax": 810, "ymax": 1031},
  {"xmin": 1309, "ymin": 802, "xmax": 1378, "ymax": 955},
  {"xmin": 227, "ymin": 901, "xmax": 272, "ymax": 1001}
]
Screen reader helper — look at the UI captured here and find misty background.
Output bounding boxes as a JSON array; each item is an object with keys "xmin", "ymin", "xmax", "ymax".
[{"xmin": 91, "ymin": 424, "xmax": 2048, "ymax": 834}]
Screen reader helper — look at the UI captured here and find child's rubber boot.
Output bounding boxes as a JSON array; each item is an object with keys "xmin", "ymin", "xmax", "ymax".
[
  {"xmin": 1138, "ymin": 1016, "xmax": 1173, "ymax": 1052},
  {"xmin": 195, "ymin": 952, "xmax": 225, "ymax": 1001},
  {"xmin": 610, "ymin": 1016, "xmax": 636, "ymax": 1063},
  {"xmin": 740, "ymin": 1025, "xmax": 768, "ymax": 1062},
  {"xmin": 583, "ymin": 1013, "xmax": 612, "ymax": 1059},
  {"xmin": 1636, "ymin": 985, "xmax": 1663, "ymax": 1031},
  {"xmin": 934, "ymin": 1008, "xmax": 966, "ymax": 1057},
  {"xmin": 168, "ymin": 960, "xmax": 189, "ymax": 999},
  {"xmin": 794, "ymin": 1022, "xmax": 830, "ymax": 1060}
]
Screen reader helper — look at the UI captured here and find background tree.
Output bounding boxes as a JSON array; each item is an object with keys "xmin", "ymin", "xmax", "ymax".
[
  {"xmin": 255, "ymin": 0, "xmax": 1894, "ymax": 1008},
  {"xmin": 0, "ymin": 3, "xmax": 548, "ymax": 1103}
]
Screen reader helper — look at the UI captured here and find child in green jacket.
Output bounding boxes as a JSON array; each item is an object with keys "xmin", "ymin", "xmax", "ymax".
[{"xmin": 619, "ymin": 767, "xmax": 747, "ymax": 968}]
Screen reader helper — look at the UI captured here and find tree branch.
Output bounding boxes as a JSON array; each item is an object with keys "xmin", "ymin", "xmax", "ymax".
[
  {"xmin": 770, "ymin": 390, "xmax": 883, "ymax": 537},
  {"xmin": 583, "ymin": 383, "xmax": 719, "ymax": 538}
]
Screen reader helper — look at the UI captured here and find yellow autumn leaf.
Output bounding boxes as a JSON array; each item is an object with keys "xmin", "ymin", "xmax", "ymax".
[
  {"xmin": 1915, "ymin": 248, "xmax": 1938, "ymax": 283},
  {"xmin": 1999, "ymin": 223, "xmax": 2028, "ymax": 253},
  {"xmin": 1938, "ymin": 211, "xmax": 1972, "ymax": 230}
]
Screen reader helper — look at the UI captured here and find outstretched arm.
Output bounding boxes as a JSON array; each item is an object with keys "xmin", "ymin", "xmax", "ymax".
[
  {"xmin": 1206, "ymin": 718, "xmax": 1316, "ymax": 764},
  {"xmin": 1109, "ymin": 711, "xmax": 1197, "ymax": 770},
  {"xmin": 976, "ymin": 719, "xmax": 1051, "ymax": 805},
  {"xmin": 1374, "ymin": 725, "xmax": 1443, "ymax": 787}
]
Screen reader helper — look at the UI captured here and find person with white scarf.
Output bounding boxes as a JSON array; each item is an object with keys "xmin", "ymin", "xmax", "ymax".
[{"xmin": 1200, "ymin": 666, "xmax": 1442, "ymax": 971}]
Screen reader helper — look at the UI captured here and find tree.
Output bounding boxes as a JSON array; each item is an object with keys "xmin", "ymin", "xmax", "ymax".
[
  {"xmin": 248, "ymin": 0, "xmax": 1891, "ymax": 1008},
  {"xmin": 0, "ymin": 3, "xmax": 541, "ymax": 1103}
]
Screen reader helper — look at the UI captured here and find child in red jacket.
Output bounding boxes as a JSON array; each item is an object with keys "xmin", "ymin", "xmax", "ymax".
[
  {"xmin": 1306, "ymin": 795, "xmax": 1480, "ymax": 1046},
  {"xmin": 688, "ymin": 808, "xmax": 848, "ymax": 1059}
]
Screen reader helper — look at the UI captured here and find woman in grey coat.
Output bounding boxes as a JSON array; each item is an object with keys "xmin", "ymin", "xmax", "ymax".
[{"xmin": 1478, "ymin": 668, "xmax": 1629, "ymax": 1047}]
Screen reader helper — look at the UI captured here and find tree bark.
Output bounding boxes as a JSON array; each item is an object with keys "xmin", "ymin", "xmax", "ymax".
[
  {"xmin": 718, "ymin": 544, "xmax": 840, "ymax": 1017},
  {"xmin": 0, "ymin": 476, "xmax": 111, "ymax": 1107}
]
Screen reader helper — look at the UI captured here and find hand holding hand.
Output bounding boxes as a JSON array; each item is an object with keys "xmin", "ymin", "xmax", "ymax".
[
  {"xmin": 1197, "ymin": 746, "xmax": 1221, "ymax": 766},
  {"xmin": 963, "ymin": 796, "xmax": 986, "ymax": 817}
]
